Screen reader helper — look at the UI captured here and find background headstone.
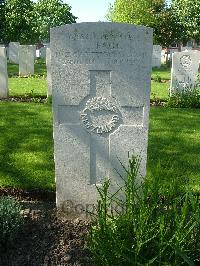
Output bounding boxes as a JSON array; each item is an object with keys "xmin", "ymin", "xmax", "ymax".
[
  {"xmin": 19, "ymin": 45, "xmax": 35, "ymax": 76},
  {"xmin": 9, "ymin": 42, "xmax": 20, "ymax": 64},
  {"xmin": 51, "ymin": 23, "xmax": 153, "ymax": 216},
  {"xmin": 152, "ymin": 45, "xmax": 162, "ymax": 67},
  {"xmin": 40, "ymin": 47, "xmax": 46, "ymax": 59},
  {"xmin": 46, "ymin": 48, "xmax": 52, "ymax": 97},
  {"xmin": 0, "ymin": 47, "xmax": 8, "ymax": 98},
  {"xmin": 170, "ymin": 50, "xmax": 200, "ymax": 95},
  {"xmin": 40, "ymin": 43, "xmax": 50, "ymax": 59}
]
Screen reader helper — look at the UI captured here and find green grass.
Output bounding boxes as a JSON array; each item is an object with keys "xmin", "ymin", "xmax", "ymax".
[
  {"xmin": 0, "ymin": 103, "xmax": 199, "ymax": 192},
  {"xmin": 151, "ymin": 65, "xmax": 171, "ymax": 81},
  {"xmin": 150, "ymin": 66, "xmax": 171, "ymax": 101},
  {"xmin": 151, "ymin": 81, "xmax": 170, "ymax": 101},
  {"xmin": 0, "ymin": 102, "xmax": 54, "ymax": 191},
  {"xmin": 9, "ymin": 76, "xmax": 47, "ymax": 97},
  {"xmin": 8, "ymin": 59, "xmax": 47, "ymax": 97},
  {"xmin": 148, "ymin": 107, "xmax": 200, "ymax": 193},
  {"xmin": 8, "ymin": 59, "xmax": 47, "ymax": 77}
]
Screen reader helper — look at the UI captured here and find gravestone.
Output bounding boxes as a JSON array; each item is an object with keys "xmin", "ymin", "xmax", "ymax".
[
  {"xmin": 9, "ymin": 42, "xmax": 20, "ymax": 64},
  {"xmin": 46, "ymin": 48, "xmax": 52, "ymax": 96},
  {"xmin": 19, "ymin": 45, "xmax": 35, "ymax": 76},
  {"xmin": 0, "ymin": 47, "xmax": 8, "ymax": 98},
  {"xmin": 170, "ymin": 50, "xmax": 200, "ymax": 95},
  {"xmin": 152, "ymin": 45, "xmax": 162, "ymax": 67},
  {"xmin": 40, "ymin": 47, "xmax": 46, "ymax": 59},
  {"xmin": 51, "ymin": 23, "xmax": 153, "ymax": 216},
  {"xmin": 181, "ymin": 46, "xmax": 192, "ymax": 51}
]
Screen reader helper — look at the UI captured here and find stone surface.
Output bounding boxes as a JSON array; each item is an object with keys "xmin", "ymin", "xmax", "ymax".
[
  {"xmin": 19, "ymin": 45, "xmax": 35, "ymax": 76},
  {"xmin": 170, "ymin": 50, "xmax": 200, "ymax": 95},
  {"xmin": 51, "ymin": 22, "xmax": 153, "ymax": 216},
  {"xmin": 0, "ymin": 47, "xmax": 8, "ymax": 98},
  {"xmin": 40, "ymin": 47, "xmax": 46, "ymax": 59},
  {"xmin": 9, "ymin": 42, "xmax": 20, "ymax": 64},
  {"xmin": 46, "ymin": 48, "xmax": 52, "ymax": 97},
  {"xmin": 152, "ymin": 45, "xmax": 162, "ymax": 67}
]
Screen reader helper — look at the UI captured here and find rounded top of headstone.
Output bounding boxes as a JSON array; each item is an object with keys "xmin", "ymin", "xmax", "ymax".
[{"xmin": 50, "ymin": 22, "xmax": 153, "ymax": 34}]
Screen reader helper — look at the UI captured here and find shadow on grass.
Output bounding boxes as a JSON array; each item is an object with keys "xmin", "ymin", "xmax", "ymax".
[
  {"xmin": 0, "ymin": 102, "xmax": 55, "ymax": 191},
  {"xmin": 147, "ymin": 107, "xmax": 200, "ymax": 193}
]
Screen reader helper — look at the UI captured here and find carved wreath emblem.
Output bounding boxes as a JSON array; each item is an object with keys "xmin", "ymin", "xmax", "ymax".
[
  {"xmin": 180, "ymin": 55, "xmax": 192, "ymax": 69},
  {"xmin": 80, "ymin": 97, "xmax": 120, "ymax": 134}
]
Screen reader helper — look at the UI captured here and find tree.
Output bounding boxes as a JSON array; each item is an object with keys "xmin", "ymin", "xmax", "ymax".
[
  {"xmin": 1, "ymin": 0, "xmax": 76, "ymax": 44},
  {"xmin": 172, "ymin": 0, "xmax": 200, "ymax": 43},
  {"xmin": 0, "ymin": 0, "xmax": 6, "ymax": 42},
  {"xmin": 107, "ymin": 0, "xmax": 171, "ymax": 44},
  {"xmin": 107, "ymin": 0, "xmax": 164, "ymax": 26},
  {"xmin": 34, "ymin": 0, "xmax": 77, "ymax": 42},
  {"xmin": 4, "ymin": 0, "xmax": 36, "ymax": 44},
  {"xmin": 154, "ymin": 6, "xmax": 184, "ymax": 47},
  {"xmin": 107, "ymin": 0, "xmax": 188, "ymax": 47}
]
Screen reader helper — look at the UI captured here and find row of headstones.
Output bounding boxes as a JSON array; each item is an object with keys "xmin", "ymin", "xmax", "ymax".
[
  {"xmin": 8, "ymin": 42, "xmax": 35, "ymax": 75},
  {"xmin": 1, "ymin": 43, "xmax": 199, "ymax": 100},
  {"xmin": 152, "ymin": 45, "xmax": 200, "ymax": 68},
  {"xmin": 0, "ymin": 44, "xmax": 52, "ymax": 98},
  {"xmin": 152, "ymin": 45, "xmax": 200, "ymax": 93},
  {"xmin": 1, "ymin": 23, "xmax": 200, "ymax": 217}
]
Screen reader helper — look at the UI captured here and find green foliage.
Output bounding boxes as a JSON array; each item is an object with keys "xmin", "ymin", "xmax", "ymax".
[
  {"xmin": 34, "ymin": 0, "xmax": 76, "ymax": 42},
  {"xmin": 89, "ymin": 155, "xmax": 200, "ymax": 265},
  {"xmin": 167, "ymin": 89, "xmax": 200, "ymax": 108},
  {"xmin": 154, "ymin": 74, "xmax": 162, "ymax": 83},
  {"xmin": 0, "ymin": 0, "xmax": 6, "ymax": 42},
  {"xmin": 172, "ymin": 0, "xmax": 200, "ymax": 42},
  {"xmin": 108, "ymin": 0, "xmax": 163, "ymax": 26},
  {"xmin": 107, "ymin": 0, "xmax": 182, "ymax": 46},
  {"xmin": 0, "ymin": 197, "xmax": 24, "ymax": 246},
  {"xmin": 4, "ymin": 0, "xmax": 36, "ymax": 44},
  {"xmin": 0, "ymin": 0, "xmax": 76, "ymax": 43},
  {"xmin": 154, "ymin": 6, "xmax": 184, "ymax": 47}
]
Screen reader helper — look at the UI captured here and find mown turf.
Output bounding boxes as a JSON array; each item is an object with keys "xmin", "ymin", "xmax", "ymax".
[
  {"xmin": 0, "ymin": 102, "xmax": 54, "ymax": 191},
  {"xmin": 151, "ymin": 81, "xmax": 170, "ymax": 101},
  {"xmin": 148, "ymin": 107, "xmax": 200, "ymax": 192},
  {"xmin": 0, "ymin": 102, "xmax": 199, "ymax": 192},
  {"xmin": 151, "ymin": 66, "xmax": 171, "ymax": 101},
  {"xmin": 8, "ymin": 60, "xmax": 47, "ymax": 97},
  {"xmin": 9, "ymin": 77, "xmax": 47, "ymax": 97}
]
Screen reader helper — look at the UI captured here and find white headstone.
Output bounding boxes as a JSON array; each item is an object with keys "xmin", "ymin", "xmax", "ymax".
[
  {"xmin": 36, "ymin": 49, "xmax": 40, "ymax": 58},
  {"xmin": 9, "ymin": 42, "xmax": 20, "ymax": 64},
  {"xmin": 0, "ymin": 47, "xmax": 8, "ymax": 98},
  {"xmin": 181, "ymin": 46, "xmax": 192, "ymax": 51},
  {"xmin": 170, "ymin": 50, "xmax": 200, "ymax": 95},
  {"xmin": 19, "ymin": 45, "xmax": 35, "ymax": 76},
  {"xmin": 46, "ymin": 48, "xmax": 52, "ymax": 97},
  {"xmin": 51, "ymin": 23, "xmax": 153, "ymax": 216},
  {"xmin": 152, "ymin": 45, "xmax": 162, "ymax": 67}
]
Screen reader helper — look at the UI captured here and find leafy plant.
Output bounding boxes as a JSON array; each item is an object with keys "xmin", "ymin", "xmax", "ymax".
[
  {"xmin": 88, "ymin": 155, "xmax": 200, "ymax": 265},
  {"xmin": 0, "ymin": 197, "xmax": 24, "ymax": 247},
  {"xmin": 167, "ymin": 89, "xmax": 200, "ymax": 108}
]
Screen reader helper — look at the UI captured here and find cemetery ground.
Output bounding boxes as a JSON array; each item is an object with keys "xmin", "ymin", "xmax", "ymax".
[{"xmin": 0, "ymin": 61, "xmax": 200, "ymax": 265}]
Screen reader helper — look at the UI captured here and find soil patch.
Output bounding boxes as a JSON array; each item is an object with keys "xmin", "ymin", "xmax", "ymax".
[{"xmin": 0, "ymin": 188, "xmax": 92, "ymax": 266}]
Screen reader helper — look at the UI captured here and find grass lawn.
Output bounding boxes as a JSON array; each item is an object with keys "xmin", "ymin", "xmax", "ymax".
[
  {"xmin": 0, "ymin": 102, "xmax": 199, "ymax": 192},
  {"xmin": 0, "ymin": 102, "xmax": 54, "ymax": 191},
  {"xmin": 8, "ymin": 59, "xmax": 47, "ymax": 97},
  {"xmin": 148, "ymin": 107, "xmax": 200, "ymax": 193},
  {"xmin": 151, "ymin": 65, "xmax": 171, "ymax": 101}
]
